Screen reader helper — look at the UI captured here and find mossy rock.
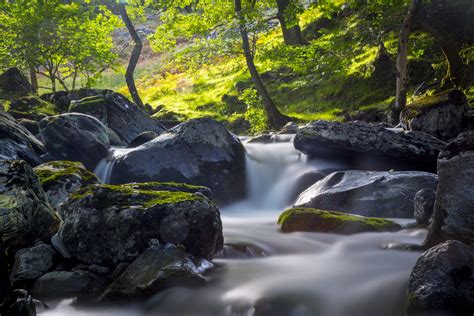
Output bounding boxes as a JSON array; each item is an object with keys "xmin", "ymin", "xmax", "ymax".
[
  {"xmin": 59, "ymin": 182, "xmax": 224, "ymax": 265},
  {"xmin": 9, "ymin": 96, "xmax": 60, "ymax": 117},
  {"xmin": 278, "ymin": 208, "xmax": 401, "ymax": 234}
]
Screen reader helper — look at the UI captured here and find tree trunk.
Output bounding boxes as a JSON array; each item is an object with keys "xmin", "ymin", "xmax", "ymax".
[
  {"xmin": 234, "ymin": 0, "xmax": 291, "ymax": 129},
  {"xmin": 119, "ymin": 4, "xmax": 144, "ymax": 109},
  {"xmin": 391, "ymin": 0, "xmax": 421, "ymax": 124},
  {"xmin": 417, "ymin": 7, "xmax": 472, "ymax": 89},
  {"xmin": 29, "ymin": 65, "xmax": 38, "ymax": 92},
  {"xmin": 276, "ymin": 0, "xmax": 307, "ymax": 46}
]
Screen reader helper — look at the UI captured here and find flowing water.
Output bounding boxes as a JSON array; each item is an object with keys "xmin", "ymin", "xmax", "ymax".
[{"xmin": 44, "ymin": 135, "xmax": 425, "ymax": 316}]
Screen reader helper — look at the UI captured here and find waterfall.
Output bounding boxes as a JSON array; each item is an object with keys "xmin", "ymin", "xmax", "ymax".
[{"xmin": 93, "ymin": 147, "xmax": 132, "ymax": 183}]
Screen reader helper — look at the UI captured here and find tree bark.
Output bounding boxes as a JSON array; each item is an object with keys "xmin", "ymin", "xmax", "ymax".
[
  {"xmin": 29, "ymin": 65, "xmax": 38, "ymax": 92},
  {"xmin": 234, "ymin": 0, "xmax": 291, "ymax": 129},
  {"xmin": 276, "ymin": 0, "xmax": 307, "ymax": 46},
  {"xmin": 119, "ymin": 4, "xmax": 145, "ymax": 109},
  {"xmin": 391, "ymin": 0, "xmax": 421, "ymax": 125}
]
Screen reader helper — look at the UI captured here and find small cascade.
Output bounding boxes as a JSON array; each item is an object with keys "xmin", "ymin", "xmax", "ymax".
[{"xmin": 93, "ymin": 147, "xmax": 132, "ymax": 183}]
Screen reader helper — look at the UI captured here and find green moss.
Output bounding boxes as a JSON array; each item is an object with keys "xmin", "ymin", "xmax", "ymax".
[
  {"xmin": 34, "ymin": 161, "xmax": 98, "ymax": 190},
  {"xmin": 122, "ymin": 182, "xmax": 207, "ymax": 192},
  {"xmin": 0, "ymin": 194, "xmax": 17, "ymax": 209},
  {"xmin": 69, "ymin": 95, "xmax": 106, "ymax": 112},
  {"xmin": 69, "ymin": 183, "xmax": 206, "ymax": 210},
  {"xmin": 278, "ymin": 208, "xmax": 400, "ymax": 234}
]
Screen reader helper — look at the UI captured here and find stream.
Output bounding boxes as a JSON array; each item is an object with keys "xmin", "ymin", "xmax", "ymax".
[{"xmin": 43, "ymin": 135, "xmax": 425, "ymax": 316}]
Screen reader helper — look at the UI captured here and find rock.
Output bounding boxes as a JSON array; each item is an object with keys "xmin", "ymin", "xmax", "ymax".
[
  {"xmin": 294, "ymin": 170, "xmax": 438, "ymax": 218},
  {"xmin": 69, "ymin": 92, "xmax": 166, "ymax": 145},
  {"xmin": 17, "ymin": 119, "xmax": 39, "ymax": 135},
  {"xmin": 40, "ymin": 88, "xmax": 111, "ymax": 113},
  {"xmin": 401, "ymin": 90, "xmax": 468, "ymax": 141},
  {"xmin": 30, "ymin": 271, "xmax": 97, "ymax": 299},
  {"xmin": 110, "ymin": 118, "xmax": 246, "ymax": 204},
  {"xmin": 127, "ymin": 131, "xmax": 159, "ymax": 148},
  {"xmin": 288, "ymin": 171, "xmax": 326, "ymax": 203},
  {"xmin": 122, "ymin": 182, "xmax": 213, "ymax": 199},
  {"xmin": 215, "ymin": 243, "xmax": 267, "ymax": 259},
  {"xmin": 8, "ymin": 96, "xmax": 59, "ymax": 117},
  {"xmin": 0, "ymin": 240, "xmax": 10, "ymax": 302},
  {"xmin": 107, "ymin": 128, "xmax": 123, "ymax": 146},
  {"xmin": 294, "ymin": 120, "xmax": 446, "ymax": 171},
  {"xmin": 278, "ymin": 208, "xmax": 401, "ymax": 234},
  {"xmin": 39, "ymin": 113, "xmax": 110, "ymax": 169},
  {"xmin": 414, "ymin": 189, "xmax": 436, "ymax": 226},
  {"xmin": 0, "ymin": 160, "xmax": 60, "ymax": 249},
  {"xmin": 59, "ymin": 183, "xmax": 223, "ymax": 266},
  {"xmin": 407, "ymin": 240, "xmax": 474, "ymax": 316},
  {"xmin": 33, "ymin": 161, "xmax": 100, "ymax": 209},
  {"xmin": 5, "ymin": 110, "xmax": 47, "ymax": 122},
  {"xmin": 425, "ymin": 132, "xmax": 474, "ymax": 247},
  {"xmin": 10, "ymin": 243, "xmax": 56, "ymax": 285},
  {"xmin": 0, "ymin": 68, "xmax": 35, "ymax": 101},
  {"xmin": 0, "ymin": 111, "xmax": 46, "ymax": 166},
  {"xmin": 278, "ymin": 122, "xmax": 300, "ymax": 134},
  {"xmin": 100, "ymin": 244, "xmax": 208, "ymax": 300},
  {"xmin": 0, "ymin": 289, "xmax": 36, "ymax": 316}
]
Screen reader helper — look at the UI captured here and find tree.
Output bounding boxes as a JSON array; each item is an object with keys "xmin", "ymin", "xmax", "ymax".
[
  {"xmin": 0, "ymin": 0, "xmax": 121, "ymax": 92},
  {"xmin": 275, "ymin": 0, "xmax": 307, "ymax": 46}
]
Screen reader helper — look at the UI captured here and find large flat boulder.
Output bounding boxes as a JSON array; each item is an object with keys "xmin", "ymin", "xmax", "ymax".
[
  {"xmin": 0, "ymin": 111, "xmax": 46, "ymax": 166},
  {"xmin": 294, "ymin": 170, "xmax": 438, "ymax": 218},
  {"xmin": 110, "ymin": 118, "xmax": 246, "ymax": 204},
  {"xmin": 425, "ymin": 132, "xmax": 474, "ymax": 247},
  {"xmin": 401, "ymin": 89, "xmax": 468, "ymax": 141},
  {"xmin": 294, "ymin": 120, "xmax": 445, "ymax": 171},
  {"xmin": 0, "ymin": 160, "xmax": 60, "ymax": 249},
  {"xmin": 59, "ymin": 182, "xmax": 223, "ymax": 266},
  {"xmin": 10, "ymin": 243, "xmax": 56, "ymax": 285},
  {"xmin": 407, "ymin": 240, "xmax": 474, "ymax": 316},
  {"xmin": 69, "ymin": 92, "xmax": 166, "ymax": 145},
  {"xmin": 39, "ymin": 113, "xmax": 110, "ymax": 169}
]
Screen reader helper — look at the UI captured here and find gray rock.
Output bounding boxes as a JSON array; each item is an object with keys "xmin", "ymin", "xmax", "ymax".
[
  {"xmin": 294, "ymin": 120, "xmax": 446, "ymax": 171},
  {"xmin": 30, "ymin": 271, "xmax": 97, "ymax": 299},
  {"xmin": 0, "ymin": 68, "xmax": 35, "ymax": 101},
  {"xmin": 0, "ymin": 160, "xmax": 60, "ymax": 249},
  {"xmin": 0, "ymin": 111, "xmax": 46, "ymax": 166},
  {"xmin": 401, "ymin": 89, "xmax": 468, "ymax": 141},
  {"xmin": 69, "ymin": 92, "xmax": 166, "ymax": 145},
  {"xmin": 425, "ymin": 132, "xmax": 474, "ymax": 247},
  {"xmin": 100, "ymin": 244, "xmax": 208, "ymax": 300},
  {"xmin": 414, "ymin": 189, "xmax": 436, "ymax": 226},
  {"xmin": 39, "ymin": 113, "xmax": 110, "ymax": 169},
  {"xmin": 10, "ymin": 243, "xmax": 56, "ymax": 284},
  {"xmin": 110, "ymin": 118, "xmax": 246, "ymax": 204},
  {"xmin": 59, "ymin": 183, "xmax": 223, "ymax": 266},
  {"xmin": 18, "ymin": 119, "xmax": 39, "ymax": 135},
  {"xmin": 294, "ymin": 170, "xmax": 438, "ymax": 218},
  {"xmin": 40, "ymin": 88, "xmax": 111, "ymax": 113},
  {"xmin": 33, "ymin": 161, "xmax": 100, "ymax": 209},
  {"xmin": 407, "ymin": 240, "xmax": 474, "ymax": 316},
  {"xmin": 127, "ymin": 131, "xmax": 159, "ymax": 148}
]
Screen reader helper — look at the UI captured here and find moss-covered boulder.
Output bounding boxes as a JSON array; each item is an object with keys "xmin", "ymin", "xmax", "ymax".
[
  {"xmin": 39, "ymin": 113, "xmax": 110, "ymax": 169},
  {"xmin": 0, "ymin": 111, "xmax": 46, "ymax": 166},
  {"xmin": 34, "ymin": 161, "xmax": 100, "ymax": 209},
  {"xmin": 278, "ymin": 208, "xmax": 401, "ymax": 234},
  {"xmin": 401, "ymin": 89, "xmax": 468, "ymax": 141},
  {"xmin": 8, "ymin": 96, "xmax": 59, "ymax": 118},
  {"xmin": 58, "ymin": 183, "xmax": 223, "ymax": 266},
  {"xmin": 0, "ymin": 68, "xmax": 35, "ymax": 101},
  {"xmin": 69, "ymin": 92, "xmax": 166, "ymax": 145},
  {"xmin": 0, "ymin": 160, "xmax": 60, "ymax": 249},
  {"xmin": 100, "ymin": 243, "xmax": 208, "ymax": 301}
]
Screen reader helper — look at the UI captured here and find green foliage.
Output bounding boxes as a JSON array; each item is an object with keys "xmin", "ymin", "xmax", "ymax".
[{"xmin": 240, "ymin": 88, "xmax": 268, "ymax": 134}]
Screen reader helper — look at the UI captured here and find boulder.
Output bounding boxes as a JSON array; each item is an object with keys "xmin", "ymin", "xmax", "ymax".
[
  {"xmin": 10, "ymin": 243, "xmax": 56, "ymax": 285},
  {"xmin": 69, "ymin": 92, "xmax": 166, "ymax": 145},
  {"xmin": 34, "ymin": 161, "xmax": 100, "ymax": 209},
  {"xmin": 414, "ymin": 189, "xmax": 436, "ymax": 226},
  {"xmin": 278, "ymin": 208, "xmax": 401, "ymax": 234},
  {"xmin": 39, "ymin": 113, "xmax": 110, "ymax": 169},
  {"xmin": 294, "ymin": 120, "xmax": 445, "ymax": 171},
  {"xmin": 30, "ymin": 270, "xmax": 97, "ymax": 299},
  {"xmin": 59, "ymin": 183, "xmax": 223, "ymax": 266},
  {"xmin": 401, "ymin": 90, "xmax": 468, "ymax": 141},
  {"xmin": 40, "ymin": 88, "xmax": 111, "ymax": 113},
  {"xmin": 407, "ymin": 240, "xmax": 474, "ymax": 316},
  {"xmin": 110, "ymin": 118, "xmax": 246, "ymax": 204},
  {"xmin": 0, "ymin": 160, "xmax": 60, "ymax": 249},
  {"xmin": 0, "ymin": 111, "xmax": 46, "ymax": 166},
  {"xmin": 0, "ymin": 289, "xmax": 36, "ymax": 316},
  {"xmin": 0, "ymin": 68, "xmax": 35, "ymax": 101},
  {"xmin": 425, "ymin": 132, "xmax": 474, "ymax": 247},
  {"xmin": 0, "ymin": 240, "xmax": 10, "ymax": 302},
  {"xmin": 294, "ymin": 170, "xmax": 438, "ymax": 218},
  {"xmin": 8, "ymin": 96, "xmax": 59, "ymax": 117},
  {"xmin": 100, "ymin": 244, "xmax": 208, "ymax": 301},
  {"xmin": 127, "ymin": 131, "xmax": 159, "ymax": 148},
  {"xmin": 18, "ymin": 119, "xmax": 39, "ymax": 135}
]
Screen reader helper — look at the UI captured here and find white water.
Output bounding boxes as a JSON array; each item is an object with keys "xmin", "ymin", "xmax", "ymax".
[
  {"xmin": 43, "ymin": 136, "xmax": 424, "ymax": 316},
  {"xmin": 94, "ymin": 147, "xmax": 132, "ymax": 183}
]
